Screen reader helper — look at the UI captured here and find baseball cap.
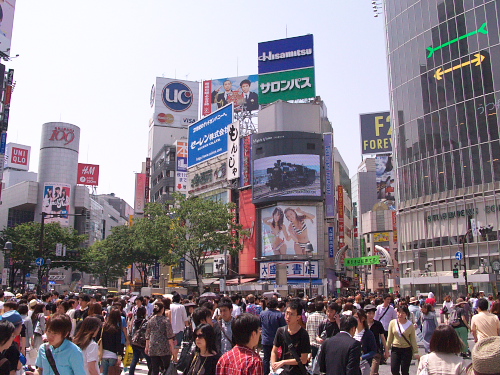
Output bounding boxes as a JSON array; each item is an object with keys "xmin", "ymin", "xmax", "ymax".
[
  {"xmin": 1, "ymin": 311, "xmax": 23, "ymax": 327},
  {"xmin": 363, "ymin": 304, "xmax": 377, "ymax": 311}
]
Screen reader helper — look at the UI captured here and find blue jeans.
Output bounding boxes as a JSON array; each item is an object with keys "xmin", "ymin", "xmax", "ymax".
[
  {"xmin": 262, "ymin": 344, "xmax": 273, "ymax": 375},
  {"xmin": 129, "ymin": 346, "xmax": 151, "ymax": 375},
  {"xmin": 101, "ymin": 358, "xmax": 117, "ymax": 375}
]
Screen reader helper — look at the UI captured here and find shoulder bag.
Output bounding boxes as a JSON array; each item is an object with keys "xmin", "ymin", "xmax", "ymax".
[
  {"xmin": 283, "ymin": 329, "xmax": 308, "ymax": 375},
  {"xmin": 396, "ymin": 321, "xmax": 413, "ymax": 348},
  {"xmin": 45, "ymin": 344, "xmax": 61, "ymax": 375},
  {"xmin": 418, "ymin": 355, "xmax": 429, "ymax": 375},
  {"xmin": 377, "ymin": 305, "xmax": 390, "ymax": 322}
]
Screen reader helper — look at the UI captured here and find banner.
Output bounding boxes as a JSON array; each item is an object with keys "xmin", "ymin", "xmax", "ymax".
[
  {"xmin": 42, "ymin": 183, "xmax": 71, "ymax": 227},
  {"xmin": 261, "ymin": 205, "xmax": 317, "ymax": 256},
  {"xmin": 0, "ymin": 1, "xmax": 16, "ymax": 58},
  {"xmin": 258, "ymin": 67, "xmax": 315, "ymax": 105},
  {"xmin": 260, "ymin": 260, "xmax": 319, "ymax": 279},
  {"xmin": 240, "ymin": 135, "xmax": 251, "ymax": 187},
  {"xmin": 328, "ymin": 227, "xmax": 335, "ymax": 258},
  {"xmin": 338, "ymin": 185, "xmax": 344, "ymax": 247},
  {"xmin": 188, "ymin": 103, "xmax": 233, "ymax": 167},
  {"xmin": 202, "ymin": 75, "xmax": 258, "ymax": 115},
  {"xmin": 360, "ymin": 112, "xmax": 392, "ymax": 155},
  {"xmin": 376, "ymin": 156, "xmax": 395, "ymax": 203},
  {"xmin": 175, "ymin": 141, "xmax": 188, "ymax": 192},
  {"xmin": 345, "ymin": 256, "xmax": 381, "ymax": 267},
  {"xmin": 134, "ymin": 173, "xmax": 146, "ymax": 214},
  {"xmin": 258, "ymin": 34, "xmax": 314, "ymax": 74},
  {"xmin": 77, "ymin": 163, "xmax": 99, "ymax": 186},
  {"xmin": 227, "ymin": 122, "xmax": 240, "ymax": 180},
  {"xmin": 324, "ymin": 133, "xmax": 335, "ymax": 218}
]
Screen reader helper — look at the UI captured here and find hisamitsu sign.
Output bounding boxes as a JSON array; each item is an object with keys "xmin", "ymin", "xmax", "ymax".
[
  {"xmin": 344, "ymin": 256, "xmax": 381, "ymax": 267},
  {"xmin": 258, "ymin": 34, "xmax": 314, "ymax": 74},
  {"xmin": 360, "ymin": 112, "xmax": 392, "ymax": 155}
]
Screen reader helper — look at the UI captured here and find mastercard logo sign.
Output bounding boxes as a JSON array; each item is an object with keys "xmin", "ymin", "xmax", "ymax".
[{"xmin": 157, "ymin": 113, "xmax": 174, "ymax": 124}]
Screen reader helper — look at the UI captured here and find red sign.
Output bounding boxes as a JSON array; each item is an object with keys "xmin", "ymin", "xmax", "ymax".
[
  {"xmin": 11, "ymin": 147, "xmax": 28, "ymax": 166},
  {"xmin": 77, "ymin": 163, "xmax": 100, "ymax": 185},
  {"xmin": 239, "ymin": 189, "xmax": 257, "ymax": 275},
  {"xmin": 242, "ymin": 136, "xmax": 251, "ymax": 186},
  {"xmin": 202, "ymin": 81, "xmax": 212, "ymax": 116},
  {"xmin": 392, "ymin": 211, "xmax": 398, "ymax": 243},
  {"xmin": 135, "ymin": 173, "xmax": 147, "ymax": 213}
]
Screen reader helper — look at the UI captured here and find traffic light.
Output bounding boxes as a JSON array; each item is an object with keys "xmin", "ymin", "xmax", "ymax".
[{"xmin": 453, "ymin": 268, "xmax": 459, "ymax": 278}]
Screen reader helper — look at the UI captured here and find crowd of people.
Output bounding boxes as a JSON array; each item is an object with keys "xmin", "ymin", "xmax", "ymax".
[{"xmin": 0, "ymin": 289, "xmax": 499, "ymax": 375}]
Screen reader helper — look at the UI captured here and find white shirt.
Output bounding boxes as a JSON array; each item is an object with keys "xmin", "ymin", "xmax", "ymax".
[
  {"xmin": 231, "ymin": 304, "xmax": 242, "ymax": 318},
  {"xmin": 374, "ymin": 304, "xmax": 398, "ymax": 331},
  {"xmin": 170, "ymin": 302, "xmax": 188, "ymax": 333},
  {"xmin": 83, "ymin": 341, "xmax": 100, "ymax": 375}
]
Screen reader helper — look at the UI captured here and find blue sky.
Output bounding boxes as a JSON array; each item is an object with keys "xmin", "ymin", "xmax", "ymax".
[{"xmin": 5, "ymin": 1, "xmax": 389, "ymax": 205}]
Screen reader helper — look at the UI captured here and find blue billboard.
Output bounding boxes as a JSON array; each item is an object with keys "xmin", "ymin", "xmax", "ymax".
[
  {"xmin": 188, "ymin": 103, "xmax": 233, "ymax": 167},
  {"xmin": 258, "ymin": 34, "xmax": 314, "ymax": 74}
]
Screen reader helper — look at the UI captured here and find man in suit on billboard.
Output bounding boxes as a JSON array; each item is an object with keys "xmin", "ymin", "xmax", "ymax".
[
  {"xmin": 214, "ymin": 79, "xmax": 233, "ymax": 108},
  {"xmin": 240, "ymin": 79, "xmax": 259, "ymax": 111}
]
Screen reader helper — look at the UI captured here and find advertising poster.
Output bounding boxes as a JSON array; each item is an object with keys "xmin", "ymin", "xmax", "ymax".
[
  {"xmin": 175, "ymin": 141, "xmax": 188, "ymax": 192},
  {"xmin": 77, "ymin": 163, "xmax": 99, "ymax": 186},
  {"xmin": 202, "ymin": 74, "xmax": 259, "ymax": 115},
  {"xmin": 188, "ymin": 103, "xmax": 233, "ymax": 167},
  {"xmin": 151, "ymin": 78, "xmax": 199, "ymax": 128},
  {"xmin": 360, "ymin": 112, "xmax": 392, "ymax": 155},
  {"xmin": 42, "ymin": 183, "xmax": 71, "ymax": 227},
  {"xmin": 375, "ymin": 156, "xmax": 396, "ymax": 203},
  {"xmin": 258, "ymin": 34, "xmax": 315, "ymax": 74},
  {"xmin": 253, "ymin": 154, "xmax": 320, "ymax": 201},
  {"xmin": 0, "ymin": 1, "xmax": 16, "ymax": 58},
  {"xmin": 261, "ymin": 205, "xmax": 317, "ymax": 256}
]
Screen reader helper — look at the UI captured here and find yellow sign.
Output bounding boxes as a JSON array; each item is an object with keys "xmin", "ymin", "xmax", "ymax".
[
  {"xmin": 374, "ymin": 232, "xmax": 390, "ymax": 242},
  {"xmin": 434, "ymin": 53, "xmax": 485, "ymax": 80}
]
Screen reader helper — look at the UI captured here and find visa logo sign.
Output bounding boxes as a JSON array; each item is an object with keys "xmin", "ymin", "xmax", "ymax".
[{"xmin": 182, "ymin": 117, "xmax": 196, "ymax": 125}]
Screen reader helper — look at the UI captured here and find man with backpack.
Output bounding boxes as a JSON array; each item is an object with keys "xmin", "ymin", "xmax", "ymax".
[
  {"xmin": 450, "ymin": 298, "xmax": 471, "ymax": 358},
  {"xmin": 128, "ymin": 306, "xmax": 151, "ymax": 375}
]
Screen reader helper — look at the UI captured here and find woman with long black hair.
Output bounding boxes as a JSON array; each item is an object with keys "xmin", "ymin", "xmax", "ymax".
[
  {"xmin": 101, "ymin": 309, "xmax": 124, "ymax": 375},
  {"xmin": 183, "ymin": 324, "xmax": 220, "ymax": 375},
  {"xmin": 73, "ymin": 317, "xmax": 102, "ymax": 375}
]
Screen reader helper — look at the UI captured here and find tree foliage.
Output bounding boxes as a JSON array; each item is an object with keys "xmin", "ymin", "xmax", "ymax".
[
  {"xmin": 0, "ymin": 222, "xmax": 86, "ymax": 289},
  {"xmin": 162, "ymin": 193, "xmax": 247, "ymax": 294}
]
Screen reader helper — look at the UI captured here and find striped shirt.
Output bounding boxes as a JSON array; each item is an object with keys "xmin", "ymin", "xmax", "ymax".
[{"xmin": 306, "ymin": 312, "xmax": 326, "ymax": 348}]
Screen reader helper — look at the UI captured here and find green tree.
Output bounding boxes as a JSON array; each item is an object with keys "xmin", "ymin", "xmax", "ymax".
[
  {"xmin": 163, "ymin": 193, "xmax": 246, "ymax": 294},
  {"xmin": 81, "ymin": 225, "xmax": 135, "ymax": 287},
  {"xmin": 1, "ymin": 222, "xmax": 86, "ymax": 290},
  {"xmin": 131, "ymin": 203, "xmax": 173, "ymax": 286}
]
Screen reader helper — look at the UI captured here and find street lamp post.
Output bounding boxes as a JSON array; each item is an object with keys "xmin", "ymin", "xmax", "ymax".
[
  {"xmin": 462, "ymin": 229, "xmax": 472, "ymax": 294},
  {"xmin": 305, "ymin": 243, "xmax": 314, "ymax": 298}
]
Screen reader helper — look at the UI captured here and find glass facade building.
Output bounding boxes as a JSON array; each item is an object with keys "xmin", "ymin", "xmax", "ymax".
[{"xmin": 385, "ymin": 0, "xmax": 500, "ymax": 297}]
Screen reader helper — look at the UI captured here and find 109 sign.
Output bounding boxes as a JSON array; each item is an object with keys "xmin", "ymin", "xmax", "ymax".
[{"xmin": 161, "ymin": 81, "xmax": 193, "ymax": 112}]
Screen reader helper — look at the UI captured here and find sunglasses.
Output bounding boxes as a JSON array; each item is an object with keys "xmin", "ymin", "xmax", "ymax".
[{"xmin": 194, "ymin": 334, "xmax": 205, "ymax": 339}]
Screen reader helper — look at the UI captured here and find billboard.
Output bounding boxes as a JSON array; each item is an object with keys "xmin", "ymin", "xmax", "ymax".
[
  {"xmin": 4, "ymin": 143, "xmax": 29, "ymax": 171},
  {"xmin": 202, "ymin": 74, "xmax": 258, "ymax": 115},
  {"xmin": 227, "ymin": 122, "xmax": 240, "ymax": 181},
  {"xmin": 188, "ymin": 103, "xmax": 233, "ymax": 167},
  {"xmin": 258, "ymin": 34, "xmax": 314, "ymax": 74},
  {"xmin": 240, "ymin": 135, "xmax": 251, "ymax": 187},
  {"xmin": 360, "ymin": 112, "xmax": 392, "ymax": 155},
  {"xmin": 239, "ymin": 189, "xmax": 257, "ymax": 275},
  {"xmin": 151, "ymin": 78, "xmax": 199, "ymax": 128},
  {"xmin": 42, "ymin": 183, "xmax": 71, "ymax": 227},
  {"xmin": 175, "ymin": 141, "xmax": 188, "ymax": 192},
  {"xmin": 77, "ymin": 163, "xmax": 99, "ymax": 186},
  {"xmin": 260, "ymin": 260, "xmax": 319, "ymax": 279},
  {"xmin": 252, "ymin": 131, "xmax": 322, "ymax": 204},
  {"xmin": 258, "ymin": 67, "xmax": 315, "ymax": 105},
  {"xmin": 134, "ymin": 173, "xmax": 147, "ymax": 214},
  {"xmin": 324, "ymin": 133, "xmax": 335, "ymax": 218},
  {"xmin": 253, "ymin": 154, "xmax": 320, "ymax": 201},
  {"xmin": 260, "ymin": 204, "xmax": 317, "ymax": 256},
  {"xmin": 0, "ymin": 1, "xmax": 16, "ymax": 58},
  {"xmin": 375, "ymin": 156, "xmax": 395, "ymax": 202}
]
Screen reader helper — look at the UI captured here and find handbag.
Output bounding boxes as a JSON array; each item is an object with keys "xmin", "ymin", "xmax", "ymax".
[
  {"xmin": 176, "ymin": 341, "xmax": 196, "ymax": 372},
  {"xmin": 182, "ymin": 319, "xmax": 193, "ymax": 343},
  {"xmin": 108, "ymin": 363, "xmax": 123, "ymax": 375},
  {"xmin": 123, "ymin": 345, "xmax": 134, "ymax": 367},
  {"xmin": 34, "ymin": 315, "xmax": 44, "ymax": 336}
]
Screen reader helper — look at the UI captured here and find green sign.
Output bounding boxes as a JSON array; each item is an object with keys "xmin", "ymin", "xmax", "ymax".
[
  {"xmin": 258, "ymin": 67, "xmax": 315, "ymax": 104},
  {"xmin": 345, "ymin": 256, "xmax": 380, "ymax": 267}
]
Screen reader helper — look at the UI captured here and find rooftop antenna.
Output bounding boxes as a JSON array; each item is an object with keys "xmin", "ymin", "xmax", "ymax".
[{"xmin": 286, "ymin": 25, "xmax": 288, "ymax": 37}]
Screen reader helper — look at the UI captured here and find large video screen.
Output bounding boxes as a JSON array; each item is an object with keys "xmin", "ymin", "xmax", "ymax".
[
  {"xmin": 251, "ymin": 131, "xmax": 323, "ymax": 204},
  {"xmin": 260, "ymin": 205, "xmax": 318, "ymax": 256},
  {"xmin": 253, "ymin": 154, "xmax": 320, "ymax": 201}
]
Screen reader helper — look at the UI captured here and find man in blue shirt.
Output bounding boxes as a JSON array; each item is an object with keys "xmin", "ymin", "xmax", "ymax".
[
  {"xmin": 30, "ymin": 314, "xmax": 85, "ymax": 375},
  {"xmin": 260, "ymin": 298, "xmax": 286, "ymax": 375}
]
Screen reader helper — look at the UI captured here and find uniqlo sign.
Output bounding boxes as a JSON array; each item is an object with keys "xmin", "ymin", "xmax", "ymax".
[
  {"xmin": 4, "ymin": 143, "xmax": 30, "ymax": 171},
  {"xmin": 77, "ymin": 163, "xmax": 100, "ymax": 186}
]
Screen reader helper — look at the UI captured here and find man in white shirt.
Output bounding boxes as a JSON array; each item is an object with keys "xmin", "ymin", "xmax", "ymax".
[
  {"xmin": 374, "ymin": 294, "xmax": 398, "ymax": 338},
  {"xmin": 231, "ymin": 295, "xmax": 242, "ymax": 318},
  {"xmin": 170, "ymin": 293, "xmax": 189, "ymax": 360}
]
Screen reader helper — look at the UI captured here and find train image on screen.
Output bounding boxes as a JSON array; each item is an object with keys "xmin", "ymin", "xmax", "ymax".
[{"xmin": 266, "ymin": 160, "xmax": 316, "ymax": 191}]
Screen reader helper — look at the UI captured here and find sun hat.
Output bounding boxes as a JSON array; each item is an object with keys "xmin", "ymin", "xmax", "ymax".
[
  {"xmin": 471, "ymin": 336, "xmax": 500, "ymax": 374},
  {"xmin": 28, "ymin": 299, "xmax": 38, "ymax": 308},
  {"xmin": 455, "ymin": 298, "xmax": 467, "ymax": 305},
  {"xmin": 363, "ymin": 304, "xmax": 377, "ymax": 311},
  {"xmin": 409, "ymin": 297, "xmax": 418, "ymax": 304}
]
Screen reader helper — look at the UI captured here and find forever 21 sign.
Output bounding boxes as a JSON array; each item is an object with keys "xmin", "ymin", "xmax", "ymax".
[{"xmin": 49, "ymin": 127, "xmax": 75, "ymax": 145}]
